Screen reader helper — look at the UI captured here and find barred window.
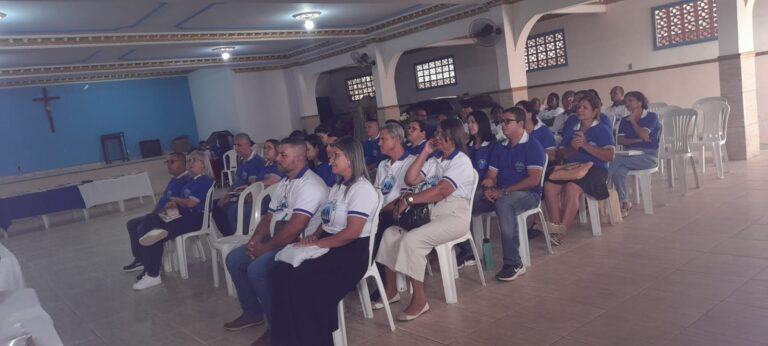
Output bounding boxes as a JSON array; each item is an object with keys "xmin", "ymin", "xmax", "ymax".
[
  {"xmin": 653, "ymin": 0, "xmax": 718, "ymax": 49},
  {"xmin": 414, "ymin": 56, "xmax": 457, "ymax": 90},
  {"xmin": 346, "ymin": 74, "xmax": 375, "ymax": 101},
  {"xmin": 524, "ymin": 29, "xmax": 568, "ymax": 72}
]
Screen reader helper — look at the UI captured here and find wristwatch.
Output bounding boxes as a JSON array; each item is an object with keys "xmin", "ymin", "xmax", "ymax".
[{"xmin": 406, "ymin": 195, "xmax": 414, "ymax": 206}]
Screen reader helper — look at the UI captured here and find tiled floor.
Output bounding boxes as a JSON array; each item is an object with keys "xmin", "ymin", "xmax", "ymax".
[{"xmin": 4, "ymin": 153, "xmax": 768, "ymax": 346}]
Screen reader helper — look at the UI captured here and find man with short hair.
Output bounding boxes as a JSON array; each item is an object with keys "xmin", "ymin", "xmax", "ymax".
[
  {"xmin": 223, "ymin": 137, "xmax": 328, "ymax": 344},
  {"xmin": 122, "ymin": 152, "xmax": 191, "ymax": 273},
  {"xmin": 363, "ymin": 119, "xmax": 385, "ymax": 170},
  {"xmin": 604, "ymin": 85, "xmax": 630, "ymax": 123},
  {"xmin": 475, "ymin": 108, "xmax": 546, "ymax": 281},
  {"xmin": 212, "ymin": 133, "xmax": 265, "ymax": 236}
]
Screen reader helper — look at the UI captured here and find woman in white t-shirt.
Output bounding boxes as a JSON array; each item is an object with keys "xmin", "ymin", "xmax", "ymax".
[
  {"xmin": 271, "ymin": 136, "xmax": 378, "ymax": 346},
  {"xmin": 376, "ymin": 118, "xmax": 475, "ymax": 322}
]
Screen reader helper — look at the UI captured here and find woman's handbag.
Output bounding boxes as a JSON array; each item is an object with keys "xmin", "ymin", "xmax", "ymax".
[
  {"xmin": 549, "ymin": 161, "xmax": 593, "ymax": 181},
  {"xmin": 395, "ymin": 197, "xmax": 431, "ymax": 231}
]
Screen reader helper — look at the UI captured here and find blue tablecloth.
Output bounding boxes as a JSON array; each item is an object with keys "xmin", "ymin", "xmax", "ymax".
[{"xmin": 0, "ymin": 186, "xmax": 86, "ymax": 230}]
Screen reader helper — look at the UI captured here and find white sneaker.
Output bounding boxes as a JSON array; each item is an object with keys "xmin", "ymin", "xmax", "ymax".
[
  {"xmin": 132, "ymin": 274, "xmax": 162, "ymax": 290},
  {"xmin": 139, "ymin": 229, "xmax": 168, "ymax": 246}
]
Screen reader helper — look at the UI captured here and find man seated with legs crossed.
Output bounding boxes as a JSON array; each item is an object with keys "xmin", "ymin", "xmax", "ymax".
[
  {"xmin": 223, "ymin": 137, "xmax": 329, "ymax": 344},
  {"xmin": 474, "ymin": 107, "xmax": 546, "ymax": 281},
  {"xmin": 123, "ymin": 152, "xmax": 191, "ymax": 273}
]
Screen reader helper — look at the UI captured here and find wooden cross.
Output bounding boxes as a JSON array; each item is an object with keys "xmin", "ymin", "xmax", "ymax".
[{"xmin": 32, "ymin": 87, "xmax": 60, "ymax": 133}]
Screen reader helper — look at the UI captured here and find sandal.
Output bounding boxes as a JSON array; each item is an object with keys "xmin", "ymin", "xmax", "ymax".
[{"xmin": 550, "ymin": 233, "xmax": 564, "ymax": 246}]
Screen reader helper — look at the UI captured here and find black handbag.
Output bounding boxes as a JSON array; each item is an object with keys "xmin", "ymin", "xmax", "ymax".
[{"xmin": 396, "ymin": 198, "xmax": 431, "ymax": 231}]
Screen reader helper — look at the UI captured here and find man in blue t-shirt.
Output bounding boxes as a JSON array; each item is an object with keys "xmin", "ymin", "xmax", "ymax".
[
  {"xmin": 473, "ymin": 107, "xmax": 546, "ymax": 282},
  {"xmin": 212, "ymin": 133, "xmax": 266, "ymax": 236},
  {"xmin": 122, "ymin": 152, "xmax": 191, "ymax": 273}
]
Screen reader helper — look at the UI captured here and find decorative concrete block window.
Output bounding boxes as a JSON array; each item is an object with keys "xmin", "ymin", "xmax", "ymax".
[
  {"xmin": 346, "ymin": 74, "xmax": 376, "ymax": 101},
  {"xmin": 524, "ymin": 29, "xmax": 568, "ymax": 72},
  {"xmin": 652, "ymin": 0, "xmax": 718, "ymax": 49},
  {"xmin": 415, "ymin": 56, "xmax": 457, "ymax": 90}
]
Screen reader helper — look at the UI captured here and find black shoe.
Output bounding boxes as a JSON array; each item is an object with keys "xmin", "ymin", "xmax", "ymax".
[
  {"xmin": 224, "ymin": 315, "xmax": 265, "ymax": 331},
  {"xmin": 122, "ymin": 259, "xmax": 143, "ymax": 272},
  {"xmin": 369, "ymin": 289, "xmax": 381, "ymax": 302},
  {"xmin": 456, "ymin": 254, "xmax": 476, "ymax": 269},
  {"xmin": 136, "ymin": 270, "xmax": 146, "ymax": 281},
  {"xmin": 527, "ymin": 226, "xmax": 542, "ymax": 240},
  {"xmin": 495, "ymin": 264, "xmax": 526, "ymax": 281}
]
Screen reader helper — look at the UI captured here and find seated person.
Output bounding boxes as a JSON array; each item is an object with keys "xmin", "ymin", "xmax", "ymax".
[
  {"xmin": 223, "ymin": 137, "xmax": 328, "ymax": 343},
  {"xmin": 405, "ymin": 119, "xmax": 429, "ymax": 156},
  {"xmin": 306, "ymin": 134, "xmax": 336, "ymax": 187},
  {"xmin": 545, "ymin": 94, "xmax": 615, "ymax": 245},
  {"xmin": 517, "ymin": 100, "xmax": 557, "ymax": 162},
  {"xmin": 473, "ymin": 107, "xmax": 545, "ymax": 280},
  {"xmin": 271, "ymin": 137, "xmax": 378, "ymax": 346},
  {"xmin": 539, "ymin": 93, "xmax": 564, "ymax": 127},
  {"xmin": 551, "ymin": 90, "xmax": 576, "ymax": 137},
  {"xmin": 376, "ymin": 118, "xmax": 474, "ymax": 321},
  {"xmin": 212, "ymin": 133, "xmax": 265, "ymax": 236},
  {"xmin": 122, "ymin": 152, "xmax": 191, "ymax": 273},
  {"xmin": 560, "ymin": 90, "xmax": 613, "ymax": 144},
  {"xmin": 363, "ymin": 119, "xmax": 386, "ymax": 171},
  {"xmin": 314, "ymin": 124, "xmax": 330, "ymax": 145},
  {"xmin": 490, "ymin": 106, "xmax": 505, "ymax": 141},
  {"xmin": 455, "ymin": 110, "xmax": 497, "ymax": 267},
  {"xmin": 132, "ymin": 151, "xmax": 214, "ymax": 290},
  {"xmin": 608, "ymin": 91, "xmax": 660, "ymax": 216},
  {"xmin": 604, "ymin": 86, "xmax": 630, "ymax": 125},
  {"xmin": 253, "ymin": 139, "xmax": 285, "ymax": 218}
]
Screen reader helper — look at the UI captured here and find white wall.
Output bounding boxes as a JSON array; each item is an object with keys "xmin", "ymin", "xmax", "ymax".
[
  {"xmin": 233, "ymin": 69, "xmax": 300, "ymax": 142},
  {"xmin": 187, "ymin": 68, "xmax": 240, "ymax": 140},
  {"xmin": 526, "ymin": 0, "xmax": 720, "ymax": 104},
  {"xmin": 754, "ymin": 0, "xmax": 768, "ymax": 144},
  {"xmin": 394, "ymin": 44, "xmax": 500, "ymax": 106}
]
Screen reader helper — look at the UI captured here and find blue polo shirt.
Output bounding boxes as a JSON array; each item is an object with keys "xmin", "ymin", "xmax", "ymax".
[
  {"xmin": 154, "ymin": 171, "xmax": 192, "ymax": 213},
  {"xmin": 562, "ymin": 120, "xmax": 615, "ymax": 169},
  {"xmin": 467, "ymin": 139, "xmax": 494, "ymax": 182},
  {"xmin": 312, "ymin": 162, "xmax": 336, "ymax": 187},
  {"xmin": 531, "ymin": 122, "xmax": 557, "ymax": 151},
  {"xmin": 363, "ymin": 136, "xmax": 385, "ymax": 167},
  {"xmin": 257, "ymin": 161, "xmax": 285, "ymax": 181},
  {"xmin": 407, "ymin": 140, "xmax": 427, "ymax": 156},
  {"xmin": 618, "ymin": 111, "xmax": 661, "ymax": 151},
  {"xmin": 560, "ymin": 113, "xmax": 612, "ymax": 147},
  {"xmin": 180, "ymin": 175, "xmax": 214, "ymax": 214},
  {"xmin": 489, "ymin": 132, "xmax": 546, "ymax": 196},
  {"xmin": 234, "ymin": 151, "xmax": 265, "ymax": 188}
]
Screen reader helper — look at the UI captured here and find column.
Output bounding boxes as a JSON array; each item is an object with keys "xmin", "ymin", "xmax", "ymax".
[
  {"xmin": 716, "ymin": 0, "xmax": 759, "ymax": 160},
  {"xmin": 492, "ymin": 4, "xmax": 531, "ymax": 106},
  {"xmin": 371, "ymin": 44, "xmax": 403, "ymax": 122}
]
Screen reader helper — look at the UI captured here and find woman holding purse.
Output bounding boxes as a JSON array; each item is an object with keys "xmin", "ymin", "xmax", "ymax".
[
  {"xmin": 544, "ymin": 93, "xmax": 615, "ymax": 245},
  {"xmin": 376, "ymin": 118, "xmax": 475, "ymax": 321}
]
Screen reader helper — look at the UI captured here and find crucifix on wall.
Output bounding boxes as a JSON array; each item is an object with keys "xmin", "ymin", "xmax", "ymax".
[{"xmin": 32, "ymin": 87, "xmax": 61, "ymax": 133}]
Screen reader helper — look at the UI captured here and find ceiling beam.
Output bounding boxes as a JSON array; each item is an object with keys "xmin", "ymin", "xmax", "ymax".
[{"xmin": 548, "ymin": 3, "xmax": 606, "ymax": 14}]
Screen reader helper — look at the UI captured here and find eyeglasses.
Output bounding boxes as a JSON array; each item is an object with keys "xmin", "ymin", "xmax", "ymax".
[{"xmin": 502, "ymin": 119, "xmax": 520, "ymax": 125}]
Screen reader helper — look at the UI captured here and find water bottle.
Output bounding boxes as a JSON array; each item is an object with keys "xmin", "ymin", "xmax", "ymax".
[{"xmin": 482, "ymin": 238, "xmax": 493, "ymax": 271}]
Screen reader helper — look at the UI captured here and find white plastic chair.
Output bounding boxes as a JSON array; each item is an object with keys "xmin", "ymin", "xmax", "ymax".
[
  {"xmin": 211, "ymin": 183, "xmax": 274, "ymax": 297},
  {"xmin": 220, "ymin": 150, "xmax": 238, "ymax": 187},
  {"xmin": 661, "ymin": 108, "xmax": 700, "ymax": 195},
  {"xmin": 353, "ymin": 192, "xmax": 396, "ymax": 331},
  {"xmin": 655, "ymin": 106, "xmax": 681, "ymax": 175},
  {"xmin": 627, "ymin": 166, "xmax": 658, "ymax": 215},
  {"xmin": 577, "ymin": 193, "xmax": 614, "ymax": 236},
  {"xmin": 691, "ymin": 99, "xmax": 730, "ymax": 179},
  {"xmin": 332, "ymin": 300, "xmax": 348, "ymax": 346},
  {"xmin": 162, "ymin": 184, "xmax": 215, "ymax": 279},
  {"xmin": 432, "ymin": 170, "xmax": 485, "ymax": 304},
  {"xmin": 647, "ymin": 102, "xmax": 668, "ymax": 115},
  {"xmin": 471, "ymin": 156, "xmax": 553, "ymax": 268}
]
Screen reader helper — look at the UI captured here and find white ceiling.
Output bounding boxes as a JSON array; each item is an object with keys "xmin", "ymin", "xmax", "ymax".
[{"xmin": 0, "ymin": 0, "xmax": 496, "ymax": 88}]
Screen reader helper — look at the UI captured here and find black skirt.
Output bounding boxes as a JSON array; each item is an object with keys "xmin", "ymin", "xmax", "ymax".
[
  {"xmin": 271, "ymin": 232, "xmax": 370, "ymax": 346},
  {"xmin": 548, "ymin": 166, "xmax": 609, "ymax": 200}
]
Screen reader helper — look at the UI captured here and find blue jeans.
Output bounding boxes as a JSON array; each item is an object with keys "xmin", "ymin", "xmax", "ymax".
[
  {"xmin": 607, "ymin": 150, "xmax": 658, "ymax": 203},
  {"xmin": 226, "ymin": 244, "xmax": 279, "ymax": 327},
  {"xmin": 473, "ymin": 191, "xmax": 540, "ymax": 267}
]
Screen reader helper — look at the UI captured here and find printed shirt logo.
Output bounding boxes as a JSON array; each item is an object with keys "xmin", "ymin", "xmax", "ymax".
[
  {"xmin": 321, "ymin": 200, "xmax": 336, "ymax": 225},
  {"xmin": 477, "ymin": 159, "xmax": 488, "ymax": 170},
  {"xmin": 275, "ymin": 198, "xmax": 288, "ymax": 213},
  {"xmin": 515, "ymin": 161, "xmax": 525, "ymax": 173},
  {"xmin": 381, "ymin": 176, "xmax": 394, "ymax": 195},
  {"xmin": 241, "ymin": 171, "xmax": 248, "ymax": 180}
]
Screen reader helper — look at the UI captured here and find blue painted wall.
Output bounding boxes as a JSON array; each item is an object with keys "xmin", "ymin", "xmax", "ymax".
[{"xmin": 0, "ymin": 77, "xmax": 198, "ymax": 177}]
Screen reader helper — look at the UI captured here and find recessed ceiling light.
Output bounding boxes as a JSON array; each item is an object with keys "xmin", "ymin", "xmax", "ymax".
[
  {"xmin": 212, "ymin": 47, "xmax": 235, "ymax": 61},
  {"xmin": 293, "ymin": 11, "xmax": 321, "ymax": 31},
  {"xmin": 0, "ymin": 12, "xmax": 7, "ymax": 20}
]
